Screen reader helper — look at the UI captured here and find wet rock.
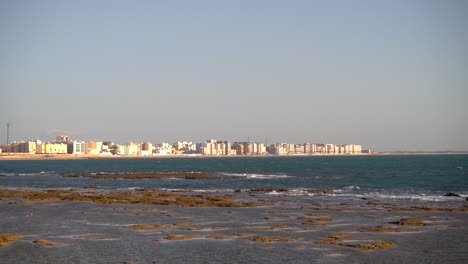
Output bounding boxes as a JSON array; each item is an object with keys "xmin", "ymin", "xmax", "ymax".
[
  {"xmin": 164, "ymin": 234, "xmax": 202, "ymax": 240},
  {"xmin": 342, "ymin": 240, "xmax": 395, "ymax": 250},
  {"xmin": 444, "ymin": 192, "xmax": 461, "ymax": 197},
  {"xmin": 298, "ymin": 217, "xmax": 334, "ymax": 225},
  {"xmin": 206, "ymin": 234, "xmax": 232, "ymax": 239},
  {"xmin": 33, "ymin": 239, "xmax": 64, "ymax": 247},
  {"xmin": 252, "ymin": 236, "xmax": 296, "ymax": 242},
  {"xmin": 234, "ymin": 232, "xmax": 255, "ymax": 237},
  {"xmin": 185, "ymin": 226, "xmax": 223, "ymax": 231},
  {"xmin": 0, "ymin": 234, "xmax": 19, "ymax": 247},
  {"xmin": 314, "ymin": 233, "xmax": 394, "ymax": 250},
  {"xmin": 172, "ymin": 222, "xmax": 192, "ymax": 227},
  {"xmin": 389, "ymin": 218, "xmax": 432, "ymax": 226},
  {"xmin": 358, "ymin": 225, "xmax": 421, "ymax": 232},
  {"xmin": 322, "ymin": 189, "xmax": 334, "ymax": 194},
  {"xmin": 0, "ymin": 189, "xmax": 265, "ymax": 207}
]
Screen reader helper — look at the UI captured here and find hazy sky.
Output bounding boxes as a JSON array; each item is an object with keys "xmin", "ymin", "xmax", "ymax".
[{"xmin": 1, "ymin": 0, "xmax": 467, "ymax": 151}]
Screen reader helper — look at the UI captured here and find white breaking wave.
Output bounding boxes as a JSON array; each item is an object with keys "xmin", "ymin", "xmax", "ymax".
[
  {"xmin": 221, "ymin": 173, "xmax": 292, "ymax": 179},
  {"xmin": 265, "ymin": 186, "xmax": 467, "ymax": 202},
  {"xmin": 328, "ymin": 192, "xmax": 467, "ymax": 202},
  {"xmin": 333, "ymin": 185, "xmax": 361, "ymax": 193},
  {"xmin": 192, "ymin": 189, "xmax": 235, "ymax": 193},
  {"xmin": 267, "ymin": 189, "xmax": 314, "ymax": 196},
  {"xmin": 0, "ymin": 171, "xmax": 55, "ymax": 176}
]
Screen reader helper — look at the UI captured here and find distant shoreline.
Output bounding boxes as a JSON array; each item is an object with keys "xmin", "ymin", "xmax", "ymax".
[{"xmin": 0, "ymin": 152, "xmax": 467, "ymax": 160}]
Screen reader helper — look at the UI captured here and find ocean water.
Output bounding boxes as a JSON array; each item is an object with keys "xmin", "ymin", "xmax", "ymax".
[
  {"xmin": 1, "ymin": 155, "xmax": 468, "ymax": 264},
  {"xmin": 0, "ymin": 155, "xmax": 467, "ymax": 200}
]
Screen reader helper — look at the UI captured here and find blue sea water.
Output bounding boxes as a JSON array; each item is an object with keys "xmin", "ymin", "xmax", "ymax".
[{"xmin": 0, "ymin": 155, "xmax": 467, "ymax": 200}]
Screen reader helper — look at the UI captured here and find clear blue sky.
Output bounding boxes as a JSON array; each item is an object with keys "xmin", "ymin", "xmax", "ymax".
[{"xmin": 1, "ymin": 0, "xmax": 467, "ymax": 151}]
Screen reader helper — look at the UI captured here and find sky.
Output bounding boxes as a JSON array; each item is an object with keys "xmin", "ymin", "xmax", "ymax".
[{"xmin": 0, "ymin": 0, "xmax": 467, "ymax": 151}]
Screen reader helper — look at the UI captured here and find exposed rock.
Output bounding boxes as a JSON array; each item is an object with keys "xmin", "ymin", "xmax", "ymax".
[
  {"xmin": 322, "ymin": 189, "xmax": 334, "ymax": 194},
  {"xmin": 252, "ymin": 236, "xmax": 296, "ymax": 242},
  {"xmin": 0, "ymin": 233, "xmax": 19, "ymax": 247},
  {"xmin": 164, "ymin": 234, "xmax": 202, "ymax": 240},
  {"xmin": 358, "ymin": 225, "xmax": 421, "ymax": 232},
  {"xmin": 298, "ymin": 217, "xmax": 334, "ymax": 225},
  {"xmin": 84, "ymin": 185, "xmax": 99, "ymax": 189},
  {"xmin": 444, "ymin": 192, "xmax": 461, "ymax": 197},
  {"xmin": 234, "ymin": 232, "xmax": 255, "ymax": 237},
  {"xmin": 270, "ymin": 224, "xmax": 291, "ymax": 230},
  {"xmin": 342, "ymin": 240, "xmax": 395, "ymax": 250},
  {"xmin": 0, "ymin": 189, "xmax": 266, "ymax": 207},
  {"xmin": 389, "ymin": 218, "xmax": 432, "ymax": 226},
  {"xmin": 33, "ymin": 239, "xmax": 64, "ymax": 247},
  {"xmin": 206, "ymin": 234, "xmax": 232, "ymax": 239},
  {"xmin": 314, "ymin": 233, "xmax": 394, "ymax": 250},
  {"xmin": 172, "ymin": 222, "xmax": 192, "ymax": 227},
  {"xmin": 185, "ymin": 226, "xmax": 224, "ymax": 231}
]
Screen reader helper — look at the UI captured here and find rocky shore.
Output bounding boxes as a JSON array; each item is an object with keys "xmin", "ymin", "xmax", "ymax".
[{"xmin": 1, "ymin": 187, "xmax": 467, "ymax": 263}]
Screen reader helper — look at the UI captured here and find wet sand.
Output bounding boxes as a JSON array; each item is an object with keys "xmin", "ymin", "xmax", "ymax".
[{"xmin": 0, "ymin": 188, "xmax": 467, "ymax": 263}]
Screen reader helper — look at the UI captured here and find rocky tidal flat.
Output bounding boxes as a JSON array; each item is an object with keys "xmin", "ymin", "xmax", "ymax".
[{"xmin": 0, "ymin": 187, "xmax": 467, "ymax": 264}]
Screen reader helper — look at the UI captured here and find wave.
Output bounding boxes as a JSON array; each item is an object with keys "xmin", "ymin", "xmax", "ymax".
[
  {"xmin": 267, "ymin": 189, "xmax": 314, "ymax": 196},
  {"xmin": 0, "ymin": 171, "xmax": 55, "ymax": 177},
  {"xmin": 220, "ymin": 173, "xmax": 292, "ymax": 179},
  {"xmin": 352, "ymin": 192, "xmax": 467, "ymax": 202},
  {"xmin": 320, "ymin": 190, "xmax": 467, "ymax": 202},
  {"xmin": 333, "ymin": 185, "xmax": 361, "ymax": 193},
  {"xmin": 264, "ymin": 187, "xmax": 467, "ymax": 202}
]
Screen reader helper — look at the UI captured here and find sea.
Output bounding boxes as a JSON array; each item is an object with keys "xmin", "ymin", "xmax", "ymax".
[
  {"xmin": 1, "ymin": 155, "xmax": 467, "ymax": 201},
  {"xmin": 1, "ymin": 155, "xmax": 468, "ymax": 264}
]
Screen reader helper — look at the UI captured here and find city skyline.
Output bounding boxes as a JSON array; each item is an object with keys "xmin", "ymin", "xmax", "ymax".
[
  {"xmin": 1, "ymin": 1, "xmax": 467, "ymax": 152},
  {"xmin": 1, "ymin": 135, "xmax": 367, "ymax": 156}
]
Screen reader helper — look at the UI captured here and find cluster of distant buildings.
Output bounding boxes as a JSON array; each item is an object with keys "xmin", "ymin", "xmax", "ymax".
[{"xmin": 0, "ymin": 136, "xmax": 370, "ymax": 156}]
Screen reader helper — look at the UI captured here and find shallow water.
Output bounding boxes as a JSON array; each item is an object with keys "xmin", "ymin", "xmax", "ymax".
[
  {"xmin": 1, "ymin": 190, "xmax": 467, "ymax": 264},
  {"xmin": 1, "ymin": 155, "xmax": 467, "ymax": 263}
]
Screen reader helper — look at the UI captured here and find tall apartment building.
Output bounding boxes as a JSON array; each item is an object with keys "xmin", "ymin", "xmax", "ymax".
[
  {"xmin": 67, "ymin": 141, "xmax": 85, "ymax": 154},
  {"xmin": 199, "ymin": 140, "xmax": 230, "ymax": 155},
  {"xmin": 36, "ymin": 143, "xmax": 67, "ymax": 154},
  {"xmin": 84, "ymin": 141, "xmax": 103, "ymax": 155},
  {"xmin": 141, "ymin": 142, "xmax": 152, "ymax": 151}
]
